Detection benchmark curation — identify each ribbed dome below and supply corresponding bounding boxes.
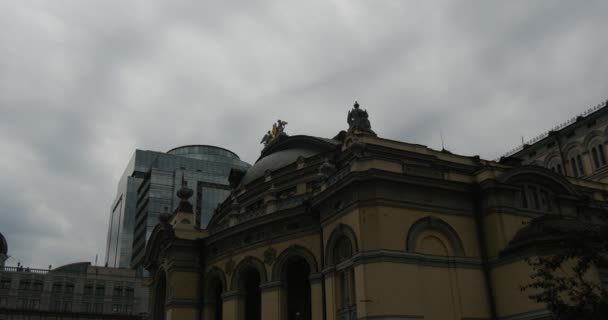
[0,232,7,255]
[240,135,340,186]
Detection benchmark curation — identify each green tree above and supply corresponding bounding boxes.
[521,216,608,319]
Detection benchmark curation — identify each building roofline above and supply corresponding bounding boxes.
[498,99,608,160]
[166,145,241,160]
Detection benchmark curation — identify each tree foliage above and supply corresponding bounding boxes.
[521,216,608,319]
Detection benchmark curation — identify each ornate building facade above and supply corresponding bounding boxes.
[143,103,607,320]
[503,99,608,182]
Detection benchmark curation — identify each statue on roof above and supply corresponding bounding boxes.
[261,120,289,148]
[273,119,288,137]
[347,101,375,135]
[260,130,272,146]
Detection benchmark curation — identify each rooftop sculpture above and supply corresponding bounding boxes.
[260,119,288,147]
[347,101,375,135]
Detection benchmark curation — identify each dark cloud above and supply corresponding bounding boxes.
[1,1,607,268]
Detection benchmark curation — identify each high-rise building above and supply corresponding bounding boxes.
[0,232,7,267]
[104,145,250,269]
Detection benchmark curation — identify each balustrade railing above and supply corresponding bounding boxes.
[0,266,50,274]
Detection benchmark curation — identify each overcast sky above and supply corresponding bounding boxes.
[1,1,607,269]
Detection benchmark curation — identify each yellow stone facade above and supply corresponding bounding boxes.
[143,111,608,320]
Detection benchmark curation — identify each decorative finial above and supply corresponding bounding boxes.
[175,174,193,213]
[176,174,193,201]
[347,101,376,135]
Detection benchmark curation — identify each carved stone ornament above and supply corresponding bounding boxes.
[264,247,277,265]
[318,158,337,178]
[349,141,366,158]
[225,259,235,275]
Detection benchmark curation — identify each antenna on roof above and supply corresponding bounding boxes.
[440,131,445,150]
[521,136,525,146]
[94,254,98,266]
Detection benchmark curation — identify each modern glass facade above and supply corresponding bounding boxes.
[104,146,250,269]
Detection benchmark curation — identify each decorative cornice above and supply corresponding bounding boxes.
[349,250,483,270]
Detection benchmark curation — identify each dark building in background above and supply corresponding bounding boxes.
[0,232,6,267]
[0,233,148,320]
[501,99,608,182]
[104,145,250,269]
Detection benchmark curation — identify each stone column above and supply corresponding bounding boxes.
[202,299,217,320]
[260,281,286,320]
[310,273,324,320]
[323,270,337,320]
[165,271,201,320]
[221,290,244,320]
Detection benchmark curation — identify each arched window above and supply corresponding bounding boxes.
[271,246,318,320]
[546,157,564,175]
[588,138,607,170]
[325,224,358,320]
[230,258,266,320]
[567,149,585,177]
[204,268,226,320]
[406,217,465,257]
[517,184,555,212]
[242,268,261,320]
[334,236,356,320]
[285,257,311,320]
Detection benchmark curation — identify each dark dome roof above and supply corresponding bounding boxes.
[0,232,7,255]
[240,135,339,186]
[501,215,604,256]
[50,262,90,273]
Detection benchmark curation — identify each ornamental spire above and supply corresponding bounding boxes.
[175,173,193,213]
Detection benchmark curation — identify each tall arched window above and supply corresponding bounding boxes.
[567,149,585,177]
[334,236,356,320]
[285,257,311,320]
[326,224,358,320]
[241,267,261,320]
[546,157,564,175]
[272,246,318,320]
[204,268,226,320]
[588,138,607,170]
[230,258,266,320]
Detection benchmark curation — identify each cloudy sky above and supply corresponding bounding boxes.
[1,1,607,268]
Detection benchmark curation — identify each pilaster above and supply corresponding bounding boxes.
[260,281,286,320]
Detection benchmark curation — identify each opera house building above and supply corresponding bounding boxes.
[143,102,608,320]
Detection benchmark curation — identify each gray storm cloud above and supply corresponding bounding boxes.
[0,0,607,268]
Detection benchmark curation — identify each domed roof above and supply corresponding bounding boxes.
[240,135,339,186]
[0,232,7,255]
[501,215,605,256]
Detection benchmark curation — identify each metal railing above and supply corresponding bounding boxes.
[496,100,608,161]
[0,266,50,274]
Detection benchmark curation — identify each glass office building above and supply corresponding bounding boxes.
[104,145,250,269]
